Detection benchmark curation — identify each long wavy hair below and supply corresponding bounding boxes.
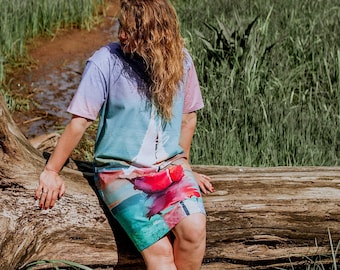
[119,0,185,121]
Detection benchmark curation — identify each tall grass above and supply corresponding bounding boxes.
[0,0,105,83]
[1,0,339,167]
[175,0,340,166]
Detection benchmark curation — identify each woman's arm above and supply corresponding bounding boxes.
[35,115,93,209]
[179,112,214,194]
[179,112,197,160]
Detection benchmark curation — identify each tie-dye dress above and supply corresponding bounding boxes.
[67,42,206,251]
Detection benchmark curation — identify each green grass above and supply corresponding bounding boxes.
[175,0,340,166]
[0,79,30,112]
[0,0,105,83]
[1,0,339,167]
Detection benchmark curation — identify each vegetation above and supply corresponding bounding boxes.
[1,0,339,167]
[0,0,105,84]
[276,229,339,270]
[175,0,339,166]
[24,259,93,270]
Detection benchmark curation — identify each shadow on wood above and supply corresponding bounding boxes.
[0,94,339,269]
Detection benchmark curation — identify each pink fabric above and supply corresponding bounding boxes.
[183,63,204,113]
[134,165,184,193]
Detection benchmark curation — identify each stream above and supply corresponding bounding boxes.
[12,9,120,139]
[28,58,85,136]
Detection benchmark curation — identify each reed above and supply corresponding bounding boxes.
[1,0,339,167]
[176,0,340,166]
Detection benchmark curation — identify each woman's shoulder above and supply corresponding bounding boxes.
[89,42,123,63]
[85,42,125,78]
[183,48,195,71]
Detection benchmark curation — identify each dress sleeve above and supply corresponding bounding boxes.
[183,61,204,113]
[67,60,107,120]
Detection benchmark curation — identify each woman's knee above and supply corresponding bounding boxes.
[141,236,174,265]
[174,213,206,246]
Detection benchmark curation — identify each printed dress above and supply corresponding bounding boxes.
[67,42,206,251]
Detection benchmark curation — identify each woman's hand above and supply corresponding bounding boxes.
[35,169,66,209]
[193,172,215,194]
[34,116,92,209]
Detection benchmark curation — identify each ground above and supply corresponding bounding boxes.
[9,0,120,139]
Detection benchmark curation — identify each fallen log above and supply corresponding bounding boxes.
[1,95,339,269]
[196,165,340,269]
[3,162,340,269]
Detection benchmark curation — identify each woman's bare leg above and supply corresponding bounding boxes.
[172,213,206,270]
[141,236,177,270]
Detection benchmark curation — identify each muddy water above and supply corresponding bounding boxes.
[14,17,120,139]
[29,59,85,135]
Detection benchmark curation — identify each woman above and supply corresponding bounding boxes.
[36,0,214,269]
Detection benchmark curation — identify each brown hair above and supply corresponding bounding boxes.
[119,0,185,121]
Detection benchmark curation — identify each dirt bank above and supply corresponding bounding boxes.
[9,0,120,139]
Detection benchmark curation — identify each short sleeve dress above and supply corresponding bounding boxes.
[67,42,206,252]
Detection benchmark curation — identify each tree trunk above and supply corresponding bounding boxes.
[0,95,119,269]
[0,94,339,269]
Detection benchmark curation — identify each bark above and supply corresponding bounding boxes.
[0,95,118,269]
[1,95,340,269]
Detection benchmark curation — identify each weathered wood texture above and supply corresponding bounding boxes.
[1,95,339,269]
[0,95,118,269]
[196,165,340,269]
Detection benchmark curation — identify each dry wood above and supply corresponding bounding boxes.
[196,165,340,269]
[1,95,339,269]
